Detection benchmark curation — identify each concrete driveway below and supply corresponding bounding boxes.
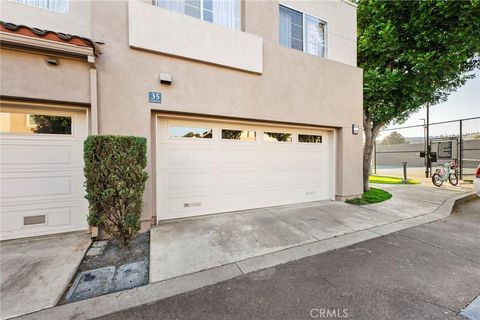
[105,198,480,320]
[150,184,465,283]
[0,232,90,319]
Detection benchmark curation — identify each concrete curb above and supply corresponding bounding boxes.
[12,192,477,320]
[432,191,477,218]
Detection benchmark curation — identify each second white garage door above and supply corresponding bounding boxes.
[156,117,335,221]
[1,105,88,240]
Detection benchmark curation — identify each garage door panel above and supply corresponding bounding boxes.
[1,142,84,170]
[261,186,328,206]
[215,191,259,212]
[1,171,84,203]
[164,191,259,219]
[218,148,257,164]
[167,194,211,216]
[298,149,327,162]
[0,107,88,240]
[259,169,293,186]
[293,185,330,202]
[2,175,71,198]
[258,149,295,163]
[156,118,334,221]
[259,188,299,207]
[2,206,74,229]
[167,171,215,190]
[1,200,88,240]
[2,144,71,165]
[219,170,257,188]
[294,168,324,185]
[163,146,216,167]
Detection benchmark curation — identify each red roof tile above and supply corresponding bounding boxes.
[0,21,102,56]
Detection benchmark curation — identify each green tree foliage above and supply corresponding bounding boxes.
[222,129,243,139]
[358,0,480,191]
[265,132,292,142]
[84,136,148,247]
[31,115,71,134]
[380,131,409,145]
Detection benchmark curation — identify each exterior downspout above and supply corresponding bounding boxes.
[88,54,99,237]
[88,55,98,135]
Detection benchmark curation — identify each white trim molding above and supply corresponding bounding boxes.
[0,31,94,57]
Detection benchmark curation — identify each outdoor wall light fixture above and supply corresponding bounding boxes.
[45,57,59,66]
[352,124,359,135]
[160,73,173,85]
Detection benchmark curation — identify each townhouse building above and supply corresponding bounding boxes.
[0,0,363,240]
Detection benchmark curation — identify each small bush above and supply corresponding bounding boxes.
[84,135,148,247]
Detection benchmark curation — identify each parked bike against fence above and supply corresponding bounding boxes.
[432,161,458,187]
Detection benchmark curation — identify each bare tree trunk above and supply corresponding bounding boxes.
[363,112,381,192]
[363,113,373,192]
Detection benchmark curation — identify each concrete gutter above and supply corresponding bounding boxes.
[12,192,477,320]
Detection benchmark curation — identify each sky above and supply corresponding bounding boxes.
[380,68,480,139]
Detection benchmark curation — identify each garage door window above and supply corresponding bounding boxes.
[298,134,322,143]
[221,129,256,141]
[263,132,292,142]
[0,112,72,135]
[169,126,213,139]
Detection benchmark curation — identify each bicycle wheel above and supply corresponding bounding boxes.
[449,173,458,186]
[432,173,443,187]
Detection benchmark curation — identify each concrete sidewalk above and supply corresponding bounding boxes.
[149,184,465,283]
[0,232,91,319]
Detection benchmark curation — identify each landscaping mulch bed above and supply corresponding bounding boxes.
[58,231,150,305]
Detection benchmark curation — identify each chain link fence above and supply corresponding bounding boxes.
[374,117,480,180]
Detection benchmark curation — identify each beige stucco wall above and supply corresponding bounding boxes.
[1,0,363,228]
[0,48,91,104]
[128,1,263,73]
[336,127,363,199]
[90,0,363,225]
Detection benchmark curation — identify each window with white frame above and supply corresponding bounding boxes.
[10,0,69,13]
[155,0,241,30]
[279,5,327,57]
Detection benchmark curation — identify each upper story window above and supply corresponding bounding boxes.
[10,0,69,13]
[155,0,241,30]
[279,5,327,58]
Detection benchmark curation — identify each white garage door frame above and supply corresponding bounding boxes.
[0,101,90,240]
[155,114,336,222]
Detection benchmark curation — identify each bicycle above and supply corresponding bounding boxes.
[432,161,458,187]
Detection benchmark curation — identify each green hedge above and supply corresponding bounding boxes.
[84,135,148,246]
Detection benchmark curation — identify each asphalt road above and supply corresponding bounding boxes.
[98,198,480,320]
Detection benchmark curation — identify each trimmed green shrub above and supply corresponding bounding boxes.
[84,135,148,247]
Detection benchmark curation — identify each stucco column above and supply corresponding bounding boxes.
[336,126,363,200]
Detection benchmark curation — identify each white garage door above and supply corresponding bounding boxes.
[0,106,88,240]
[156,117,335,221]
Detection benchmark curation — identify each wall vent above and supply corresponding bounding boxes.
[184,202,201,208]
[24,215,46,226]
